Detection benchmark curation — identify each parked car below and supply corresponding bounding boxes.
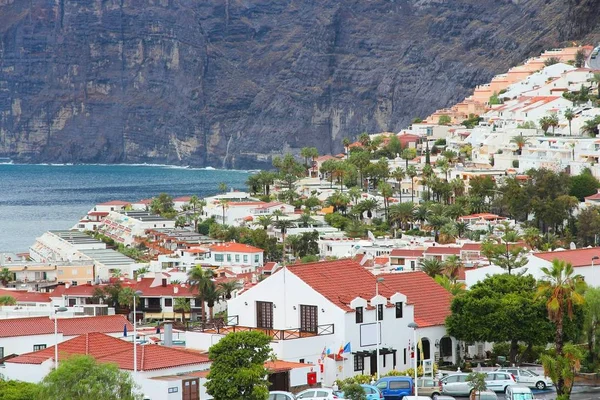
[375,376,414,400]
[416,377,441,398]
[440,372,516,396]
[496,368,553,390]
[296,388,342,399]
[505,385,534,400]
[471,390,498,400]
[269,391,296,400]
[358,384,384,400]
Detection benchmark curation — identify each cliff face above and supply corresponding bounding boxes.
[1,0,599,168]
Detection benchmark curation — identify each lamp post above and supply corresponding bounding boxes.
[593,256,599,266]
[53,307,68,369]
[133,290,143,375]
[375,277,384,380]
[408,322,419,397]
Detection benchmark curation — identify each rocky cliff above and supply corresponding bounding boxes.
[1,0,599,168]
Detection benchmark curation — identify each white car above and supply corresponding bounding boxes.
[269,391,296,400]
[296,388,342,399]
[496,368,553,390]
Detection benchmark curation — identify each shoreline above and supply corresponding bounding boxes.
[0,162,253,173]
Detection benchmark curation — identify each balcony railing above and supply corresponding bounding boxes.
[191,317,334,341]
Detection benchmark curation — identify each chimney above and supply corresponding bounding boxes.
[173,287,179,294]
[163,323,173,347]
[161,278,167,287]
[137,276,142,282]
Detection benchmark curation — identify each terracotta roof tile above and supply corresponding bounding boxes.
[535,248,600,267]
[423,246,461,255]
[0,288,50,303]
[380,272,452,327]
[390,249,424,258]
[0,315,133,338]
[7,332,210,371]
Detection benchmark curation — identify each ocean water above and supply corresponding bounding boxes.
[0,164,249,252]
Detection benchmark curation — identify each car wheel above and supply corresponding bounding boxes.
[504,386,510,394]
[431,393,440,399]
[536,381,547,390]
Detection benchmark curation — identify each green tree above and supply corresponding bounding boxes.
[385,135,402,157]
[401,148,417,169]
[348,149,371,190]
[570,168,600,201]
[466,372,487,400]
[0,295,17,305]
[188,266,215,322]
[255,215,273,230]
[419,258,444,277]
[575,49,586,68]
[510,135,529,155]
[219,281,241,300]
[388,202,415,231]
[378,182,394,220]
[0,379,39,400]
[343,383,367,400]
[541,343,583,400]
[576,206,600,246]
[150,193,175,218]
[406,166,418,203]
[582,116,600,137]
[584,287,600,366]
[274,219,296,263]
[438,115,452,125]
[205,331,272,400]
[489,92,503,105]
[544,56,561,66]
[564,108,575,136]
[435,274,466,296]
[174,297,190,323]
[0,267,13,286]
[484,222,529,274]
[273,154,305,190]
[37,355,141,400]
[537,260,586,358]
[300,147,319,172]
[356,199,379,220]
[447,274,553,363]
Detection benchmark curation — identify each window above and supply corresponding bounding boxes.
[299,305,318,333]
[355,306,363,323]
[376,382,388,390]
[0,347,3,359]
[403,348,407,364]
[235,254,240,262]
[296,391,315,399]
[389,381,410,389]
[215,254,224,262]
[33,344,47,351]
[354,355,364,371]
[164,298,173,307]
[227,254,231,262]
[377,304,383,321]
[395,302,403,318]
[256,301,274,329]
[243,255,248,263]
[315,392,328,398]
[254,254,260,263]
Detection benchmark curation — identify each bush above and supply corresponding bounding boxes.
[343,383,367,400]
[434,139,447,146]
[492,342,510,358]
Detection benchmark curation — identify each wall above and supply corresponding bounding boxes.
[138,378,182,400]
[0,333,61,356]
[3,359,53,383]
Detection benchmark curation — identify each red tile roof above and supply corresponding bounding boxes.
[380,272,452,327]
[265,360,312,373]
[535,248,600,267]
[423,246,461,255]
[390,249,425,258]
[458,213,503,221]
[209,242,263,253]
[0,315,133,338]
[98,200,130,206]
[263,262,278,272]
[7,332,210,371]
[173,196,192,202]
[0,288,50,303]
[585,191,600,201]
[461,243,482,252]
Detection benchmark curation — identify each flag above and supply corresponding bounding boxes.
[337,344,344,357]
[342,342,351,354]
[326,348,331,355]
[417,338,424,361]
[320,347,326,361]
[123,324,128,337]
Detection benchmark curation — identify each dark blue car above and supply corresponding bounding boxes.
[375,376,414,400]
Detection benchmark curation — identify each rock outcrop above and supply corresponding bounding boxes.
[1,0,599,168]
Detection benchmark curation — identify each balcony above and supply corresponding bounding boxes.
[192,315,335,340]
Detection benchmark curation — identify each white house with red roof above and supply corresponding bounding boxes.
[3,332,211,399]
[207,242,264,273]
[187,259,455,386]
[72,201,131,232]
[251,202,295,216]
[423,245,462,261]
[465,247,600,288]
[389,249,425,271]
[0,314,133,360]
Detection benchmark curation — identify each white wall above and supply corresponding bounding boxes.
[3,359,53,383]
[0,333,61,356]
[138,378,183,400]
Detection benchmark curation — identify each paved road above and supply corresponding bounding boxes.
[587,46,600,70]
[453,386,600,400]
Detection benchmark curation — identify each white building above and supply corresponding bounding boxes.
[207,242,264,273]
[98,211,175,246]
[72,200,131,232]
[187,259,456,386]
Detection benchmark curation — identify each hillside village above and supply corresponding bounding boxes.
[2,45,600,399]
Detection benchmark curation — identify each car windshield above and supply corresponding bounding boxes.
[513,395,534,400]
[526,370,539,376]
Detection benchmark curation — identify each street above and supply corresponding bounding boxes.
[453,386,600,400]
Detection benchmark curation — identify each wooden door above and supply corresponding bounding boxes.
[182,378,199,400]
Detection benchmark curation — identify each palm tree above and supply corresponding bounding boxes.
[255,215,273,230]
[271,209,285,222]
[435,275,466,296]
[564,108,575,136]
[218,281,241,300]
[443,255,462,281]
[537,260,586,395]
[174,297,190,323]
[203,281,222,320]
[175,215,187,228]
[0,295,16,306]
[455,221,469,238]
[219,199,229,225]
[537,260,586,356]
[342,137,351,158]
[378,182,394,221]
[413,204,430,227]
[436,157,450,181]
[548,113,559,136]
[510,135,529,155]
[347,187,362,205]
[187,266,215,322]
[357,198,379,220]
[218,182,228,193]
[391,167,405,193]
[300,147,319,173]
[274,219,296,263]
[388,202,415,231]
[326,191,350,215]
[117,287,139,320]
[406,166,418,202]
[0,268,13,286]
[297,212,316,228]
[419,258,444,278]
[442,150,458,165]
[522,227,541,250]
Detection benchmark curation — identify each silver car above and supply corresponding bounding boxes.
[496,368,553,390]
[440,372,517,396]
[269,391,296,400]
